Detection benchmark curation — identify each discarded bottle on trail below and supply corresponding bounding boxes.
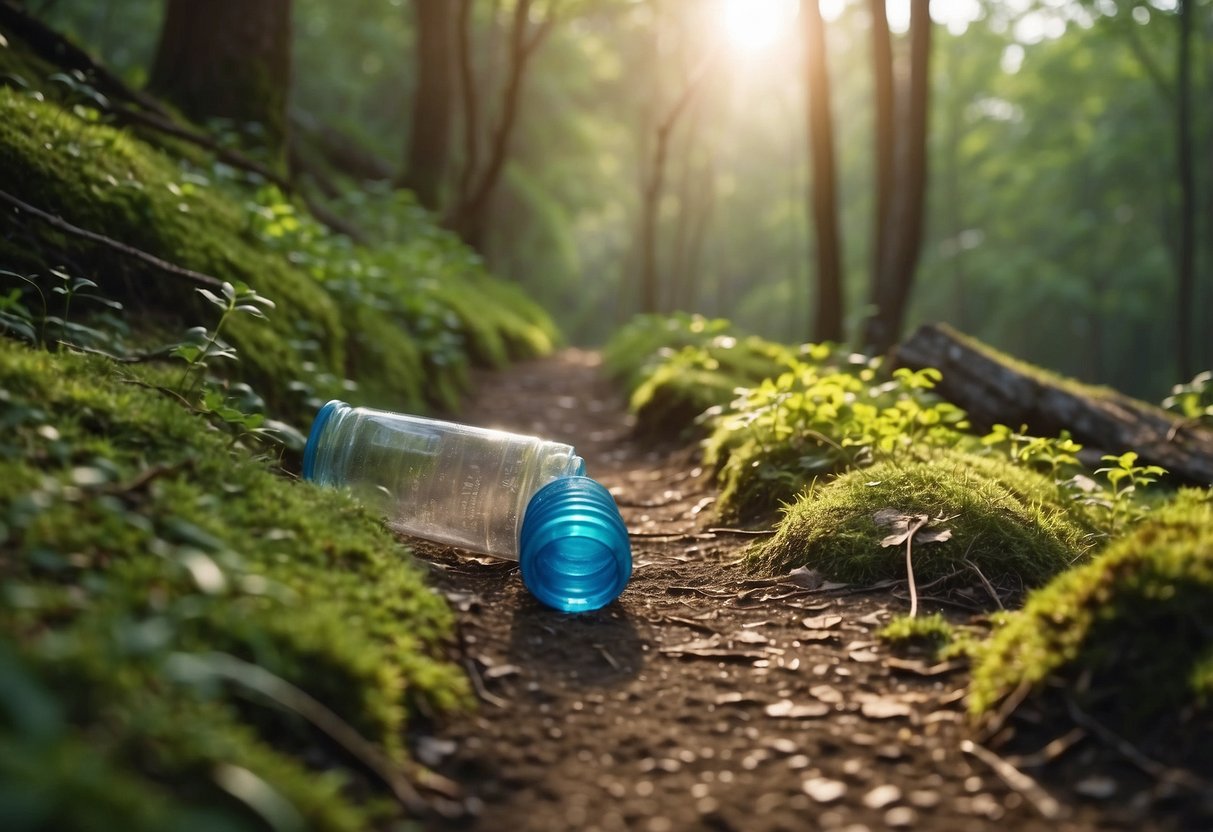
[302,401,631,612]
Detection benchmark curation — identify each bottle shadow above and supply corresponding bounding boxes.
[505,595,646,689]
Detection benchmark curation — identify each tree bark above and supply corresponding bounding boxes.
[447,0,552,250]
[400,0,455,209]
[804,0,845,343]
[864,0,931,354]
[148,0,292,158]
[867,0,895,324]
[638,55,712,315]
[893,324,1213,486]
[1176,0,1196,380]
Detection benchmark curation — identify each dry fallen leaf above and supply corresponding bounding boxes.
[873,508,954,548]
[802,614,843,630]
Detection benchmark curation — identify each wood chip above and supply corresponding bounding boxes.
[861,700,912,719]
[766,699,830,719]
[802,777,847,803]
[802,614,843,630]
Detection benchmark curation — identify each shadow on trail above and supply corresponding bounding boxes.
[506,599,646,689]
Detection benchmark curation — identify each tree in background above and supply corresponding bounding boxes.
[400,0,455,210]
[803,0,845,343]
[1176,0,1196,379]
[148,0,293,159]
[447,0,555,249]
[863,0,931,354]
[637,5,712,316]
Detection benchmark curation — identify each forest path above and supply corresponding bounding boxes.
[408,350,1127,832]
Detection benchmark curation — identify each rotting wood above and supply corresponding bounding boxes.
[892,323,1213,484]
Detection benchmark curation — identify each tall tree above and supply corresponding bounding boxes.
[148,0,292,158]
[867,0,895,318]
[400,0,456,210]
[1176,0,1195,379]
[804,0,845,343]
[447,0,554,249]
[863,0,932,353]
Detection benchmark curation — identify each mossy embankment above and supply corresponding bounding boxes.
[970,489,1213,727]
[0,340,466,830]
[0,20,556,422]
[0,20,563,829]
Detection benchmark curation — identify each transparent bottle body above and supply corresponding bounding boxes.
[307,403,585,558]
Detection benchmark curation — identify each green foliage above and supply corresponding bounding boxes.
[0,339,467,831]
[969,488,1213,728]
[749,451,1096,591]
[1163,370,1213,428]
[0,76,556,426]
[705,359,969,520]
[878,613,954,649]
[604,314,798,438]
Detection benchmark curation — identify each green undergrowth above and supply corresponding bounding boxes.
[749,451,1097,591]
[878,613,956,651]
[0,30,555,426]
[603,314,798,437]
[969,488,1213,727]
[0,339,467,830]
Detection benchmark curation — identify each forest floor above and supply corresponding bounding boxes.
[406,350,1192,832]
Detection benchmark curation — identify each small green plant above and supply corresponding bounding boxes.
[981,424,1083,479]
[173,280,275,397]
[1091,451,1167,537]
[1163,370,1213,429]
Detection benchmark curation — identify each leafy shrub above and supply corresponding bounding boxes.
[705,360,969,519]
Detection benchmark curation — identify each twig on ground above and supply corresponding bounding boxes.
[0,188,225,288]
[594,643,621,671]
[961,739,1066,820]
[977,679,1033,742]
[1007,727,1087,768]
[182,652,432,814]
[1064,697,1208,792]
[102,459,193,496]
[903,516,927,617]
[705,527,776,536]
[463,658,508,709]
[963,556,1004,610]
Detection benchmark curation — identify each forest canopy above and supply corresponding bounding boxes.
[32,0,1213,398]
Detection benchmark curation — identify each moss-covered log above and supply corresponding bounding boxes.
[893,323,1213,485]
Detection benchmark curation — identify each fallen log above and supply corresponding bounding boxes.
[892,323,1213,485]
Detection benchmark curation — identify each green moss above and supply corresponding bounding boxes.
[969,488,1213,725]
[879,613,954,648]
[0,340,467,830]
[604,315,798,438]
[750,451,1097,590]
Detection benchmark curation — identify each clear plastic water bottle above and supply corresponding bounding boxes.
[302,400,631,612]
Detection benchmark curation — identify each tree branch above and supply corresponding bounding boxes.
[0,188,225,288]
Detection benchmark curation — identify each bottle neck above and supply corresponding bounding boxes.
[303,400,355,483]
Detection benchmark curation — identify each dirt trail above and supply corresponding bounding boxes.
[406,351,1172,832]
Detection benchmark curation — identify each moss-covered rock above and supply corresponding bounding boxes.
[969,488,1213,727]
[0,339,467,830]
[750,451,1097,590]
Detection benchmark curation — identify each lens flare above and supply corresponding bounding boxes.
[717,0,798,53]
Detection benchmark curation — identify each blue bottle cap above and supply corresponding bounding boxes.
[302,399,346,481]
[519,476,632,612]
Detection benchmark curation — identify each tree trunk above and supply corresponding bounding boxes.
[867,0,895,323]
[148,0,292,158]
[893,324,1213,485]
[400,0,455,210]
[447,0,552,250]
[804,0,845,343]
[864,0,931,354]
[1176,0,1196,380]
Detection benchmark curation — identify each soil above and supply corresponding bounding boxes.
[406,350,1209,832]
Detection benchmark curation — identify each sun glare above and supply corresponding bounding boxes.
[717,0,798,53]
